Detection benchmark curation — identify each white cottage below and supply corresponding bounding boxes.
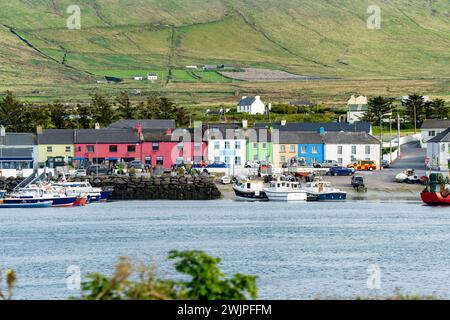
[322,131,381,169]
[147,73,158,81]
[347,95,368,124]
[237,96,266,115]
[420,119,450,149]
[426,128,450,171]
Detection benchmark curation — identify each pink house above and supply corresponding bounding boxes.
[74,126,206,168]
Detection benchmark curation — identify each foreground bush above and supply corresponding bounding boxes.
[80,250,258,300]
[0,268,16,300]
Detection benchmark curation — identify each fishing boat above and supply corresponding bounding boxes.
[0,200,53,209]
[421,173,450,205]
[5,183,78,207]
[53,181,102,202]
[303,179,347,201]
[233,180,268,201]
[264,178,307,202]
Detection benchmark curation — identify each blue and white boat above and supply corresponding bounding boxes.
[6,183,78,207]
[303,179,346,201]
[0,200,53,209]
[53,181,102,202]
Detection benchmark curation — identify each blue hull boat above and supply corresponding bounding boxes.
[3,197,78,207]
[100,190,113,200]
[0,201,53,208]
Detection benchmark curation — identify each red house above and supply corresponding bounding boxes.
[74,126,206,168]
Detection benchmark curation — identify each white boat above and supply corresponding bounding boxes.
[395,169,419,183]
[303,179,346,201]
[264,179,307,202]
[6,183,78,207]
[233,180,268,201]
[53,181,102,202]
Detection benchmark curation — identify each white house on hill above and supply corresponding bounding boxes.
[347,95,368,124]
[147,73,158,81]
[237,96,265,115]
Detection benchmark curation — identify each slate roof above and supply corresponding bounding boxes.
[254,121,371,133]
[279,132,323,144]
[108,119,176,131]
[421,119,450,130]
[74,129,139,144]
[0,148,34,159]
[238,96,257,107]
[37,129,74,144]
[322,132,380,144]
[428,128,450,143]
[1,133,36,146]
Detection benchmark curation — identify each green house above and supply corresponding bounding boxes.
[246,141,273,164]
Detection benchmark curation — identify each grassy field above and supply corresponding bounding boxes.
[0,0,449,104]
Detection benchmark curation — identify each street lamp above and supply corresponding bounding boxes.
[0,125,5,170]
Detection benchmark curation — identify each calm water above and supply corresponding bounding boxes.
[2,200,450,300]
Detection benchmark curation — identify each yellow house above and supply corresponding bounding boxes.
[273,137,298,168]
[37,129,75,166]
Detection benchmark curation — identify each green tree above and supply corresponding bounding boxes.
[76,104,93,128]
[48,102,69,129]
[139,93,161,119]
[363,96,394,125]
[403,94,425,131]
[430,99,449,119]
[116,91,137,119]
[91,92,115,127]
[0,91,25,131]
[80,250,257,300]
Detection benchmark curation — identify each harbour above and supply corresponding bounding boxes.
[2,200,450,300]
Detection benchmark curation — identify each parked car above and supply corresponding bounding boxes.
[87,165,113,176]
[347,160,377,171]
[351,175,365,188]
[327,166,354,176]
[220,176,232,184]
[74,169,87,178]
[381,160,390,168]
[128,160,144,170]
[244,160,260,168]
[314,160,339,168]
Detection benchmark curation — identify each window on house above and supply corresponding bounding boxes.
[225,156,230,164]
[156,156,164,165]
[280,145,286,153]
[128,145,136,153]
[290,145,295,153]
[262,143,267,149]
[351,145,357,154]
[87,145,94,153]
[338,146,343,155]
[429,131,436,137]
[225,141,230,149]
[338,158,343,164]
[280,156,286,163]
[441,144,446,152]
[194,142,201,150]
[65,146,71,153]
[152,143,159,151]
[253,143,258,149]
[235,141,241,150]
[145,156,152,165]
[109,145,118,152]
[351,155,356,161]
[365,146,371,155]
[214,141,220,150]
[253,154,258,161]
[214,156,220,163]
[47,146,53,153]
[299,145,306,154]
[312,146,318,154]
[235,157,241,165]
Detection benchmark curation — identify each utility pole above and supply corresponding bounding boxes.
[397,113,401,160]
[379,115,383,171]
[414,103,417,134]
[389,115,393,164]
[0,125,4,172]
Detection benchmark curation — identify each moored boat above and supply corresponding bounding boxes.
[6,183,78,207]
[233,180,268,201]
[303,179,347,201]
[0,200,53,209]
[264,179,307,202]
[421,173,450,206]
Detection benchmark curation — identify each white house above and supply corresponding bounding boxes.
[204,127,246,168]
[420,119,450,148]
[426,128,450,171]
[237,96,266,115]
[347,95,368,124]
[133,76,143,81]
[322,131,381,169]
[147,73,158,81]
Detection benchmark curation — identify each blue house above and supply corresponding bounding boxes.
[278,131,324,166]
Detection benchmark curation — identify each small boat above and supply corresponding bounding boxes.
[264,178,308,202]
[0,200,53,209]
[233,180,268,201]
[421,173,450,206]
[6,183,78,207]
[73,196,88,207]
[100,189,113,201]
[303,179,347,201]
[395,169,420,184]
[53,181,102,202]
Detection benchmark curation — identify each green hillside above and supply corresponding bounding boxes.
[0,0,449,102]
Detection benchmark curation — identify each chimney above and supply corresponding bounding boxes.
[281,120,287,126]
[319,127,325,135]
[135,122,143,141]
[95,122,100,130]
[36,125,43,134]
[242,119,248,129]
